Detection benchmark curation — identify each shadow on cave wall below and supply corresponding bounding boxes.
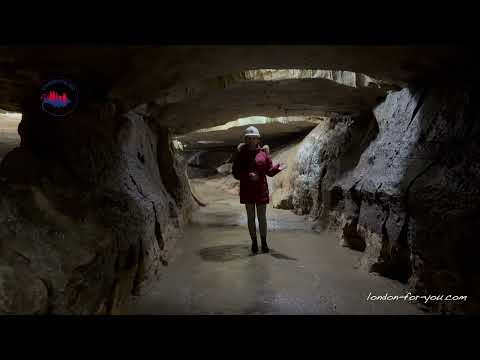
[400,85,480,313]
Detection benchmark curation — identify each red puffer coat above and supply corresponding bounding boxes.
[232,143,281,204]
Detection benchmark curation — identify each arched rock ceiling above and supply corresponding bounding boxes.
[0,46,473,116]
[147,75,388,134]
[175,116,325,150]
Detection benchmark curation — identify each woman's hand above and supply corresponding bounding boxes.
[278,163,288,171]
[249,172,259,181]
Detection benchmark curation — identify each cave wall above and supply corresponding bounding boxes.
[0,99,192,314]
[270,114,378,216]
[0,46,476,315]
[183,150,232,179]
[333,87,480,314]
[269,141,301,210]
[273,87,480,313]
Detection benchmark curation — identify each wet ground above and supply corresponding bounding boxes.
[123,178,424,315]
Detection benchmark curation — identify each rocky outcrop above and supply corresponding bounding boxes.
[176,116,322,151]
[216,163,232,176]
[268,141,301,210]
[242,69,388,89]
[106,46,472,108]
[269,114,378,216]
[0,113,21,162]
[277,88,480,313]
[372,87,480,314]
[0,45,477,314]
[183,150,232,178]
[0,46,455,113]
[0,99,192,314]
[152,75,388,134]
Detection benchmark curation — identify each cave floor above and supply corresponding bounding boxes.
[123,177,424,315]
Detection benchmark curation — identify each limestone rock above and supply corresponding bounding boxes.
[279,87,480,313]
[184,150,232,178]
[0,101,192,314]
[269,141,300,209]
[176,116,322,151]
[0,45,478,315]
[155,76,388,134]
[0,112,20,160]
[217,163,232,175]
[0,263,48,314]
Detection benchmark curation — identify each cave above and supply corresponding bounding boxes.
[0,46,478,315]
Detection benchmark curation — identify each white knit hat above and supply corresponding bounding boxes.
[244,126,261,137]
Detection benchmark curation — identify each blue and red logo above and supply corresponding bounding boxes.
[40,79,78,116]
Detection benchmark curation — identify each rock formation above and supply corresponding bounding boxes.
[269,87,480,314]
[0,99,192,314]
[0,46,477,314]
[176,116,322,151]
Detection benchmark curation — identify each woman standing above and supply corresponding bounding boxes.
[232,126,287,254]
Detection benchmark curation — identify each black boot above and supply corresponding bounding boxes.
[251,235,259,254]
[261,236,269,253]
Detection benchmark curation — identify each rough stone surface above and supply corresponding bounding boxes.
[275,87,480,313]
[186,151,231,169]
[268,141,301,210]
[0,100,192,314]
[0,46,478,314]
[0,261,48,314]
[269,114,378,217]
[217,163,232,176]
[109,46,474,108]
[1,47,472,114]
[176,116,322,151]
[242,69,384,89]
[0,113,21,162]
[154,76,388,134]
[183,150,232,179]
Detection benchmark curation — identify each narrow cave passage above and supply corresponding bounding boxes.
[0,48,478,315]
[122,114,421,315]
